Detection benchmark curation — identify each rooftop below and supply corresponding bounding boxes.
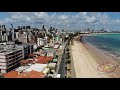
[36,56,53,64]
[16,70,46,78]
[28,53,34,57]
[20,59,34,64]
[3,70,46,78]
[53,59,58,62]
[15,66,30,72]
[48,63,56,67]
[3,71,19,78]
[20,60,30,64]
[43,48,56,53]
[23,63,47,72]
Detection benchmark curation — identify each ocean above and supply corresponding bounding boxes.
[82,33,120,57]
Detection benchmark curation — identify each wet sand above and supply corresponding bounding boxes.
[71,35,120,78]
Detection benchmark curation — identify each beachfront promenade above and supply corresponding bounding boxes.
[71,36,120,78]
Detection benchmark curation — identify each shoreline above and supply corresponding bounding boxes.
[82,36,120,61]
[91,33,120,34]
[81,34,120,60]
[81,33,120,35]
[79,33,120,37]
[71,35,120,78]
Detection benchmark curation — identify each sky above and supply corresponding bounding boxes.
[0,12,120,31]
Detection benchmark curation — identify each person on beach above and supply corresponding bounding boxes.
[80,36,83,42]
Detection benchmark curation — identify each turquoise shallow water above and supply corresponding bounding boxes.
[82,33,120,57]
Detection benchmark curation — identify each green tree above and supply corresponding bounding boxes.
[66,52,70,56]
[67,60,71,64]
[66,59,71,64]
[55,55,58,59]
[67,48,69,51]
[65,66,67,70]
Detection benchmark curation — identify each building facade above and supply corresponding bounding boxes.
[16,44,28,59]
[37,38,47,47]
[26,43,34,55]
[18,32,28,43]
[0,48,23,73]
[16,43,34,59]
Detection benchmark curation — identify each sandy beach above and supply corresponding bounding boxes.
[71,35,120,78]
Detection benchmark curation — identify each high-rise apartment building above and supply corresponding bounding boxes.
[0,48,23,73]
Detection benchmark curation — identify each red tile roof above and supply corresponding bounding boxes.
[3,71,19,78]
[28,59,34,63]
[4,70,46,78]
[20,60,30,64]
[16,72,28,78]
[36,56,53,64]
[27,70,45,78]
[28,53,34,57]
[20,59,35,64]
[16,70,45,78]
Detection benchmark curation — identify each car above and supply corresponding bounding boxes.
[56,74,61,78]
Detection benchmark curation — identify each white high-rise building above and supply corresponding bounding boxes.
[18,33,28,43]
[37,38,47,47]
[4,34,8,41]
[15,32,19,39]
[1,34,8,41]
[0,30,2,35]
[12,29,15,41]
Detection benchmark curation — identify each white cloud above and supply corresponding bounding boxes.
[1,12,120,31]
[80,12,87,16]
[98,13,110,23]
[34,12,48,19]
[85,16,96,23]
[4,18,14,23]
[58,15,68,20]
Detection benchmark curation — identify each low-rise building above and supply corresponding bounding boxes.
[42,68,49,74]
[3,70,46,78]
[52,58,58,63]
[17,70,46,78]
[23,63,47,72]
[47,52,54,57]
[3,71,18,78]
[15,66,30,73]
[47,63,56,70]
[36,56,53,64]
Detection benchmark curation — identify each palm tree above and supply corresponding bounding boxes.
[67,60,71,64]
[65,59,71,64]
[65,66,67,70]
[66,52,70,56]
[66,48,69,51]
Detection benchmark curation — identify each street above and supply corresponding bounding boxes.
[58,43,67,78]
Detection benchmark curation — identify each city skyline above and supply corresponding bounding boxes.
[0,12,120,31]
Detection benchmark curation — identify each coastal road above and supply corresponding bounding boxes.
[58,44,67,78]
